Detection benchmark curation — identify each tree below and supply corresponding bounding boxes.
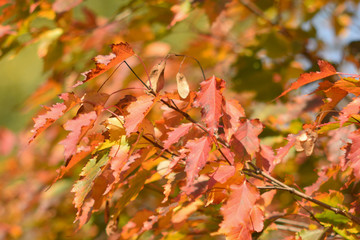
[1,0,360,239]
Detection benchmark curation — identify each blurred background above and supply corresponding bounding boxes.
[1,0,360,239]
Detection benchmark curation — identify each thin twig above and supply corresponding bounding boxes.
[246,162,360,225]
[124,61,154,93]
[173,54,206,80]
[142,134,176,156]
[97,63,124,92]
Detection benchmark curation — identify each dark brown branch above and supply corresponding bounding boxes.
[245,162,360,225]
[141,133,177,157]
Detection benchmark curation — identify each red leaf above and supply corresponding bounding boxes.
[339,97,360,126]
[29,92,80,143]
[60,111,98,161]
[211,165,236,184]
[256,144,275,172]
[304,166,337,195]
[275,134,297,163]
[194,75,225,133]
[163,123,193,149]
[74,43,135,87]
[233,119,263,155]
[219,180,262,237]
[124,95,158,136]
[222,99,246,142]
[183,136,212,193]
[345,130,360,180]
[277,60,337,99]
[103,143,130,195]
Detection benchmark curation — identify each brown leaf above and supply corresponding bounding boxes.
[294,128,318,156]
[176,72,190,99]
[148,60,166,93]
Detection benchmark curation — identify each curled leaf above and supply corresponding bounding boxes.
[74,43,135,87]
[294,129,318,156]
[148,60,166,93]
[176,72,190,99]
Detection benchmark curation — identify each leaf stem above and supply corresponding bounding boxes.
[173,54,206,80]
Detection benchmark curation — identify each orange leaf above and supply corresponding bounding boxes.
[219,180,262,238]
[60,111,98,161]
[163,123,193,149]
[124,95,158,136]
[74,42,135,87]
[233,119,263,155]
[183,136,212,194]
[277,60,337,99]
[29,92,80,143]
[345,130,360,180]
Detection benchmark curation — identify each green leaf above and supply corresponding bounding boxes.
[315,210,349,225]
[71,154,109,209]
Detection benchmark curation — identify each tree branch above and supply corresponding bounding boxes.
[244,162,360,225]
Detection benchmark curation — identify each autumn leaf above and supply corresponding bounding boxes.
[194,75,225,134]
[183,136,212,194]
[339,98,360,126]
[316,85,348,124]
[75,198,95,231]
[211,165,236,184]
[148,60,166,93]
[256,144,275,172]
[120,209,154,239]
[334,79,360,96]
[222,99,246,142]
[74,42,135,87]
[219,180,262,238]
[233,119,263,155]
[176,72,190,99]
[60,110,98,161]
[294,128,318,156]
[71,154,109,210]
[277,60,337,99]
[275,134,297,163]
[29,92,80,143]
[345,130,360,180]
[103,140,130,195]
[124,95,158,136]
[171,199,203,224]
[113,169,151,218]
[163,123,193,149]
